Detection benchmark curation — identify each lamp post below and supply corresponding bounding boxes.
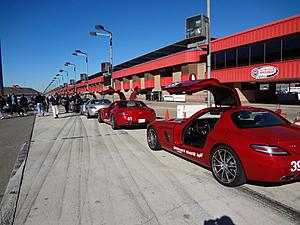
[56,74,65,93]
[73,50,89,91]
[206,0,211,107]
[59,69,69,94]
[65,62,76,93]
[90,24,113,89]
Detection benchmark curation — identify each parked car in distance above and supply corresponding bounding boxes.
[98,100,156,129]
[147,79,300,187]
[84,99,111,118]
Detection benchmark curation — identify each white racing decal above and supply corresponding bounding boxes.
[173,146,203,158]
[291,161,300,172]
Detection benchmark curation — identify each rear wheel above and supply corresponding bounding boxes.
[211,145,246,187]
[111,115,118,130]
[147,127,161,150]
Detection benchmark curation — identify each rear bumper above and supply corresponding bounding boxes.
[116,115,156,127]
[244,153,300,182]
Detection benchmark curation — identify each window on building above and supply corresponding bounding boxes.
[250,42,264,65]
[211,53,216,70]
[226,49,237,68]
[265,39,281,62]
[283,33,300,60]
[216,52,225,69]
[237,46,249,66]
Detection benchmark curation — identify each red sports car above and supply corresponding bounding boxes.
[147,79,300,186]
[98,100,156,129]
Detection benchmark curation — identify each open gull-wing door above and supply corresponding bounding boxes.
[100,87,126,100]
[163,78,241,106]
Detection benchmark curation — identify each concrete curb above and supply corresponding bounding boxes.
[0,142,30,225]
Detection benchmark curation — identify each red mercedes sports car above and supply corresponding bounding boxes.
[147,79,300,186]
[98,100,156,129]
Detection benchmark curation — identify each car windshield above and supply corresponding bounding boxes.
[91,99,111,105]
[118,101,146,108]
[231,110,287,128]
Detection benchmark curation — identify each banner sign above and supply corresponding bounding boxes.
[251,66,279,79]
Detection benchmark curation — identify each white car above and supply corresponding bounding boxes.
[84,99,111,118]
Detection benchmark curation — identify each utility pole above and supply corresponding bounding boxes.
[0,42,4,95]
[206,0,212,107]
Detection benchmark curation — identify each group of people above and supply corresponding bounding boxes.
[0,91,90,120]
[0,93,30,119]
[48,92,82,118]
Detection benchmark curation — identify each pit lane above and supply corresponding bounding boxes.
[11,109,299,225]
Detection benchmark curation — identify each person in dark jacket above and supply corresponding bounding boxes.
[35,93,44,117]
[0,94,6,120]
[61,95,70,113]
[19,94,28,116]
[74,93,81,113]
[7,93,20,117]
[50,93,60,118]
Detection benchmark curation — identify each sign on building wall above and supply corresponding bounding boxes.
[251,66,279,79]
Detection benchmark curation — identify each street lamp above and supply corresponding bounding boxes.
[56,74,65,93]
[59,69,69,94]
[73,49,89,90]
[64,62,76,93]
[90,24,113,89]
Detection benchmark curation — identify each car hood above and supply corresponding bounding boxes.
[241,125,300,154]
[163,78,241,107]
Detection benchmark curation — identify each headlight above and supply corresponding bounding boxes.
[90,106,97,109]
[250,145,290,156]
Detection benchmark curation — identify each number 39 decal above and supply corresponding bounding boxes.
[291,161,300,172]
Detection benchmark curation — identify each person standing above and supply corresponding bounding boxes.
[7,93,20,117]
[62,95,70,113]
[50,93,60,118]
[74,93,81,113]
[0,94,6,120]
[35,92,44,117]
[19,94,28,116]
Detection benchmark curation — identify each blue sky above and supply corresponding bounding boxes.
[0,0,299,91]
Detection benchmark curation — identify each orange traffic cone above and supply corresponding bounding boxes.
[165,109,170,120]
[275,104,282,115]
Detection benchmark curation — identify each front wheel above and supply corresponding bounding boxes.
[211,145,246,187]
[147,127,161,150]
[111,115,118,130]
[98,113,103,123]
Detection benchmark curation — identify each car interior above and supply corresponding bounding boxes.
[182,110,223,148]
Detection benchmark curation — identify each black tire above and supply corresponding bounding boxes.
[87,112,91,119]
[147,127,161,150]
[98,114,103,123]
[111,115,118,130]
[210,145,246,187]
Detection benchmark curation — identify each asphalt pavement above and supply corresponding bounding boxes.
[0,113,35,203]
[12,107,300,225]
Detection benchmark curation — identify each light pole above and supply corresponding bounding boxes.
[56,74,64,93]
[90,24,113,90]
[59,69,69,94]
[73,50,89,91]
[65,62,76,93]
[206,0,211,107]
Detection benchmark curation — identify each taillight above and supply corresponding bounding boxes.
[250,145,290,156]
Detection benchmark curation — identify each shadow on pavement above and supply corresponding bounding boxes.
[204,215,235,225]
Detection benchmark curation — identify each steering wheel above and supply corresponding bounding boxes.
[195,121,211,136]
